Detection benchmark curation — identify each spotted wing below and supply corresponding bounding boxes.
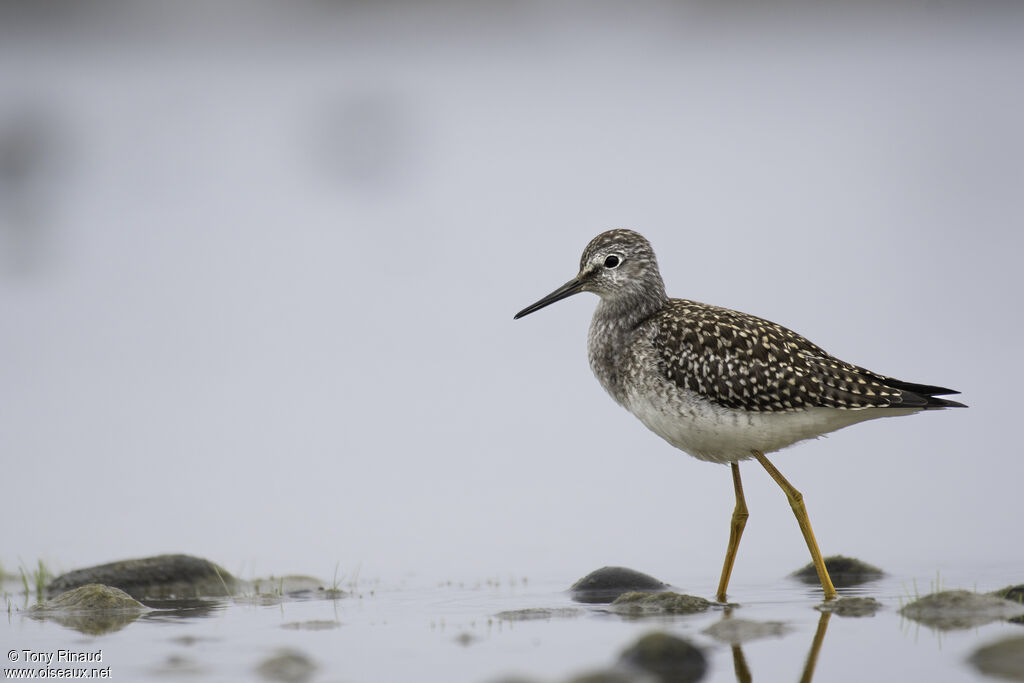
[652,300,955,412]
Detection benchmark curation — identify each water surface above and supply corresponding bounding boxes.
[4,566,1021,681]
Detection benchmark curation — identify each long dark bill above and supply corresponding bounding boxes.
[513,277,585,319]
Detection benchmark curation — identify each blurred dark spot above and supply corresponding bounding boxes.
[308,90,418,192]
[0,103,69,276]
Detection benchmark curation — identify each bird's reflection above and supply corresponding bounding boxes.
[799,611,831,683]
[723,609,832,683]
[730,642,752,683]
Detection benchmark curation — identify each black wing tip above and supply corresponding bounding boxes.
[886,380,960,397]
[896,389,967,409]
[870,375,966,408]
[922,396,968,409]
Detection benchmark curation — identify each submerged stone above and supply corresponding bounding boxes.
[609,591,712,616]
[454,632,477,647]
[280,619,341,631]
[969,636,1024,681]
[815,596,882,617]
[152,654,205,678]
[702,617,789,644]
[495,607,584,621]
[28,584,146,635]
[618,632,707,683]
[571,567,670,604]
[899,590,1024,631]
[790,556,884,586]
[242,575,344,602]
[47,554,236,600]
[256,649,317,683]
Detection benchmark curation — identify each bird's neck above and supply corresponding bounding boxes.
[592,283,668,332]
[587,286,668,406]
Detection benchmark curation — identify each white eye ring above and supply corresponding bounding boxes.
[603,254,623,269]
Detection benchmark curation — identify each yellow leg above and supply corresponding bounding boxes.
[716,462,749,602]
[750,450,838,600]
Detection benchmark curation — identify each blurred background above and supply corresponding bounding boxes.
[1,1,1022,589]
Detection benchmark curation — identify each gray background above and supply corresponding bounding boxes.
[2,1,1021,588]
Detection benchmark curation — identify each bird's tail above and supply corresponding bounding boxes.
[882,377,967,409]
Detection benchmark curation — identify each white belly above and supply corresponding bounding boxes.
[624,386,918,464]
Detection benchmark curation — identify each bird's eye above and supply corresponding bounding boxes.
[604,255,622,269]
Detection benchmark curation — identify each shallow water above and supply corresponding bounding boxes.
[4,565,1022,682]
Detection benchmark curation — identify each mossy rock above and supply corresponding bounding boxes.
[790,555,884,586]
[570,566,670,604]
[47,554,236,600]
[815,596,882,617]
[31,583,145,611]
[609,591,712,616]
[991,585,1024,624]
[900,590,1024,631]
[991,585,1024,604]
[28,584,146,635]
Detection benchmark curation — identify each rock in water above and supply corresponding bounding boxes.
[991,585,1024,604]
[790,556,884,586]
[900,590,1024,631]
[28,584,146,635]
[815,596,882,617]
[571,567,670,604]
[609,592,712,616]
[47,554,236,600]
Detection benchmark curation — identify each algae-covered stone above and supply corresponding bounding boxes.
[571,567,669,604]
[899,590,1024,631]
[790,556,884,586]
[702,617,789,644]
[47,554,236,600]
[814,596,882,617]
[992,585,1024,604]
[609,591,712,616]
[28,584,146,635]
[32,583,145,611]
[968,636,1024,681]
[256,648,317,683]
[618,631,707,683]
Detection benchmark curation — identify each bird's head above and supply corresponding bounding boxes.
[514,229,666,320]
